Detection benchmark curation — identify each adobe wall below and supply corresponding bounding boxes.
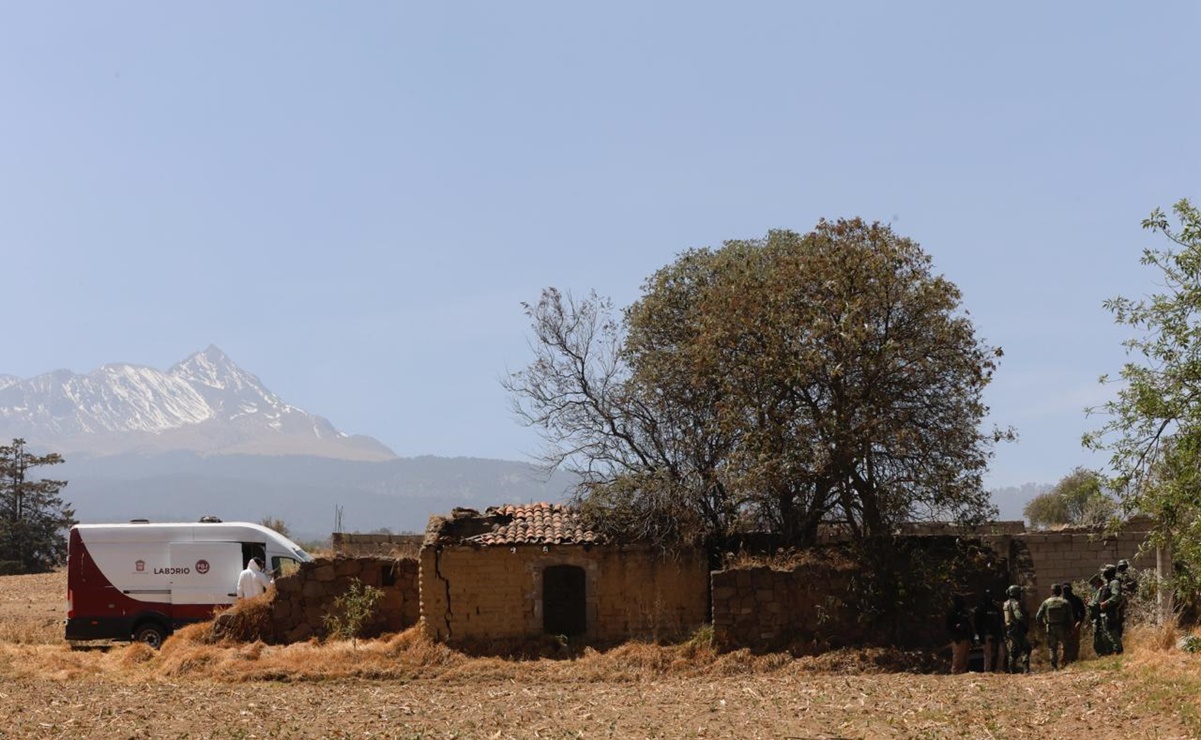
[712,565,861,651]
[710,523,1160,652]
[419,544,708,643]
[332,533,424,557]
[271,555,419,643]
[711,538,1012,652]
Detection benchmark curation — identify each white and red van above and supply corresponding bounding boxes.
[65,520,313,647]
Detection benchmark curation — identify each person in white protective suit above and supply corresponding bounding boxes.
[236,557,272,599]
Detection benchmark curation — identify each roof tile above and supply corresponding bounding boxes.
[461,502,601,546]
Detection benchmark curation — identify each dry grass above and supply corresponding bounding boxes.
[0,571,64,645]
[5,571,1201,738]
[721,545,857,571]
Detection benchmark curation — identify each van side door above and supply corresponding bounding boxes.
[167,543,243,606]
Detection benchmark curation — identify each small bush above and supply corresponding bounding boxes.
[323,578,383,648]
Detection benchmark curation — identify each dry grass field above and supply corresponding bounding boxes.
[2,571,1200,739]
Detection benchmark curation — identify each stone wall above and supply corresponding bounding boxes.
[420,544,709,643]
[272,555,419,642]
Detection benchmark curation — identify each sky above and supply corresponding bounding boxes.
[1,3,1198,493]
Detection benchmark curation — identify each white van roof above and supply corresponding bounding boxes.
[74,521,312,560]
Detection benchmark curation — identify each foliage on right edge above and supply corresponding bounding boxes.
[1085,198,1201,590]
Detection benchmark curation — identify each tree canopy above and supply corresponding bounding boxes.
[507,218,1007,546]
[1022,467,1117,530]
[0,439,74,574]
[1086,198,1201,586]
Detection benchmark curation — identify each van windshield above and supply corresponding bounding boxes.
[292,545,314,562]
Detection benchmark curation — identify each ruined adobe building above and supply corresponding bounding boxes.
[418,504,709,642]
[296,509,1158,651]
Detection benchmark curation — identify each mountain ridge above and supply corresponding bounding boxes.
[2,347,576,538]
[0,345,395,461]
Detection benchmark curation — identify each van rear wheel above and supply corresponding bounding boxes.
[133,623,167,649]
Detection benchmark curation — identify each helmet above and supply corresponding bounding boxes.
[1103,564,1117,579]
[1006,585,1021,598]
[1118,559,1130,570]
[1062,582,1074,593]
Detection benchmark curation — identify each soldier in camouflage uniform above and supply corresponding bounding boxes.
[1035,583,1072,670]
[1003,584,1031,673]
[1088,572,1113,656]
[1099,563,1125,654]
[1117,559,1137,596]
[1116,559,1137,637]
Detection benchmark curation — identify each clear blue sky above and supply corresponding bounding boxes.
[1,3,1197,491]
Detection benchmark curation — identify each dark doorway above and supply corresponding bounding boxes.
[543,565,586,636]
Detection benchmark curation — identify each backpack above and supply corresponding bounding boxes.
[1005,599,1027,636]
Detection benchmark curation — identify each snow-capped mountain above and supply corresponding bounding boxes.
[0,346,395,461]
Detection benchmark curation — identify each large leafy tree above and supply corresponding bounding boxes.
[1022,467,1117,529]
[1085,199,1201,586]
[0,439,74,573]
[507,218,1007,546]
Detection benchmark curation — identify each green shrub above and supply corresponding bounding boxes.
[322,578,383,648]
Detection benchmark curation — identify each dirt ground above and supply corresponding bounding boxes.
[1,571,1197,739]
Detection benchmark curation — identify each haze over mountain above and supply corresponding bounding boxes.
[989,483,1049,522]
[0,347,576,539]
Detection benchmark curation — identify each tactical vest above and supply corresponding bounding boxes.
[1044,597,1070,626]
[1004,599,1027,634]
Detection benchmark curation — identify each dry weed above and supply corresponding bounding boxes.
[0,617,60,645]
[119,642,157,666]
[722,546,857,571]
[0,570,63,646]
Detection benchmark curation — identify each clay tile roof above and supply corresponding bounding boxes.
[464,502,602,547]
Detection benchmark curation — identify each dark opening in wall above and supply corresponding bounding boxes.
[543,564,586,636]
[381,564,397,587]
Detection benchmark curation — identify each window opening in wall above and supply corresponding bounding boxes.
[381,564,397,587]
[543,564,586,636]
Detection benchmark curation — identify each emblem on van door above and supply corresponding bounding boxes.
[136,560,145,572]
[196,559,210,574]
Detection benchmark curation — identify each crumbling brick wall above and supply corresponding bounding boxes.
[712,538,1011,652]
[420,544,708,643]
[271,555,419,643]
[711,565,862,652]
[331,533,424,557]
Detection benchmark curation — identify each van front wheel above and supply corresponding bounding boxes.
[133,623,167,649]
